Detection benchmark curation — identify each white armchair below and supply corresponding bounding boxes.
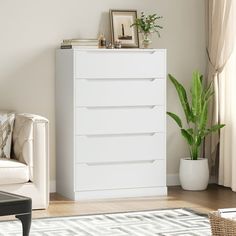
[0,113,49,209]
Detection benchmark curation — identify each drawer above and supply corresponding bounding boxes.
[75,106,165,135]
[75,133,165,163]
[75,160,166,191]
[75,79,165,107]
[74,50,166,79]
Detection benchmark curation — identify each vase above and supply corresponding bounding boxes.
[179,158,209,191]
[141,33,152,48]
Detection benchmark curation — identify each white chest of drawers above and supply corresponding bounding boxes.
[56,48,167,200]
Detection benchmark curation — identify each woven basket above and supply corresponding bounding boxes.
[209,211,236,236]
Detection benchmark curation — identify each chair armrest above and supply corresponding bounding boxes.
[12,113,49,184]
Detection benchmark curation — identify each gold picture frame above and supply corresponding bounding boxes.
[110,9,139,48]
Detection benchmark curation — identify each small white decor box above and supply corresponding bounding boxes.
[218,208,236,220]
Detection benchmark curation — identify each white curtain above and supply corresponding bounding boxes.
[218,46,236,190]
[206,0,236,190]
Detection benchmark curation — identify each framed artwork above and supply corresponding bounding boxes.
[110,10,139,48]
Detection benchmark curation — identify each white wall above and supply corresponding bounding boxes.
[0,0,206,191]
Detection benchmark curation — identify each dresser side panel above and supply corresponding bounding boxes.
[55,50,75,199]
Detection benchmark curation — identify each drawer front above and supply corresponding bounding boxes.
[75,133,165,163]
[75,106,165,135]
[75,79,165,107]
[74,50,166,79]
[75,160,166,191]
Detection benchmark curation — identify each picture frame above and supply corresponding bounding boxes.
[110,10,139,48]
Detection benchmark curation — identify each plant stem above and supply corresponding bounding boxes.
[191,143,199,160]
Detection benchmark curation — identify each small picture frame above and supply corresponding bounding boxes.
[110,10,139,48]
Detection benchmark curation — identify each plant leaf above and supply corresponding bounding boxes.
[203,81,214,102]
[207,124,225,134]
[200,75,203,84]
[168,74,193,123]
[191,71,202,119]
[187,128,193,134]
[166,112,182,128]
[196,136,202,147]
[181,129,193,145]
[199,101,208,131]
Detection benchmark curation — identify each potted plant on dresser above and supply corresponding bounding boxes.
[167,71,225,190]
[130,12,163,48]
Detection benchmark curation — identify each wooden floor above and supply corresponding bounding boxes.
[1,184,236,221]
[30,184,236,219]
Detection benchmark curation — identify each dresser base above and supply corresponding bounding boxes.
[73,187,167,201]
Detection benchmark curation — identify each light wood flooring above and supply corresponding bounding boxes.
[31,184,236,219]
[1,184,236,221]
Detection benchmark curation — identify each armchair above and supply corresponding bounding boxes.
[0,113,49,209]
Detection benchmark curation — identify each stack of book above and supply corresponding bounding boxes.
[61,39,98,49]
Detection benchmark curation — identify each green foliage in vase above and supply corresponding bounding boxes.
[131,12,163,37]
[167,72,225,160]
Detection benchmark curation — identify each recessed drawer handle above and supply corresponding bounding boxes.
[85,160,156,166]
[80,133,157,138]
[77,78,159,81]
[84,105,157,110]
[85,49,157,54]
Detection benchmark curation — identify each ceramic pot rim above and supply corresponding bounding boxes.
[181,157,208,161]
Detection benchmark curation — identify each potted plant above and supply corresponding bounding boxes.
[131,12,163,48]
[167,71,225,190]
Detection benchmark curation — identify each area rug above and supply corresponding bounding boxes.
[0,208,211,236]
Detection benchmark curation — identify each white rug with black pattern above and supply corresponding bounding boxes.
[0,208,211,236]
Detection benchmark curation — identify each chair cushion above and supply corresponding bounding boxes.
[12,113,49,182]
[0,158,29,185]
[13,114,34,181]
[0,111,15,159]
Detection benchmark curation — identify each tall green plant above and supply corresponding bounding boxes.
[167,71,225,160]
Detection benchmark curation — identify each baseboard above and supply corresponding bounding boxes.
[52,175,181,193]
[50,180,56,193]
[167,173,217,187]
[167,174,180,186]
[52,174,216,193]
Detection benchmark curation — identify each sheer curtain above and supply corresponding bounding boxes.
[206,0,236,190]
[218,46,236,190]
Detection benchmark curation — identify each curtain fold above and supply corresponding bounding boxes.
[206,0,236,190]
[218,47,236,190]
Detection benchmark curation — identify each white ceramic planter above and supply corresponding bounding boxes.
[179,158,209,191]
